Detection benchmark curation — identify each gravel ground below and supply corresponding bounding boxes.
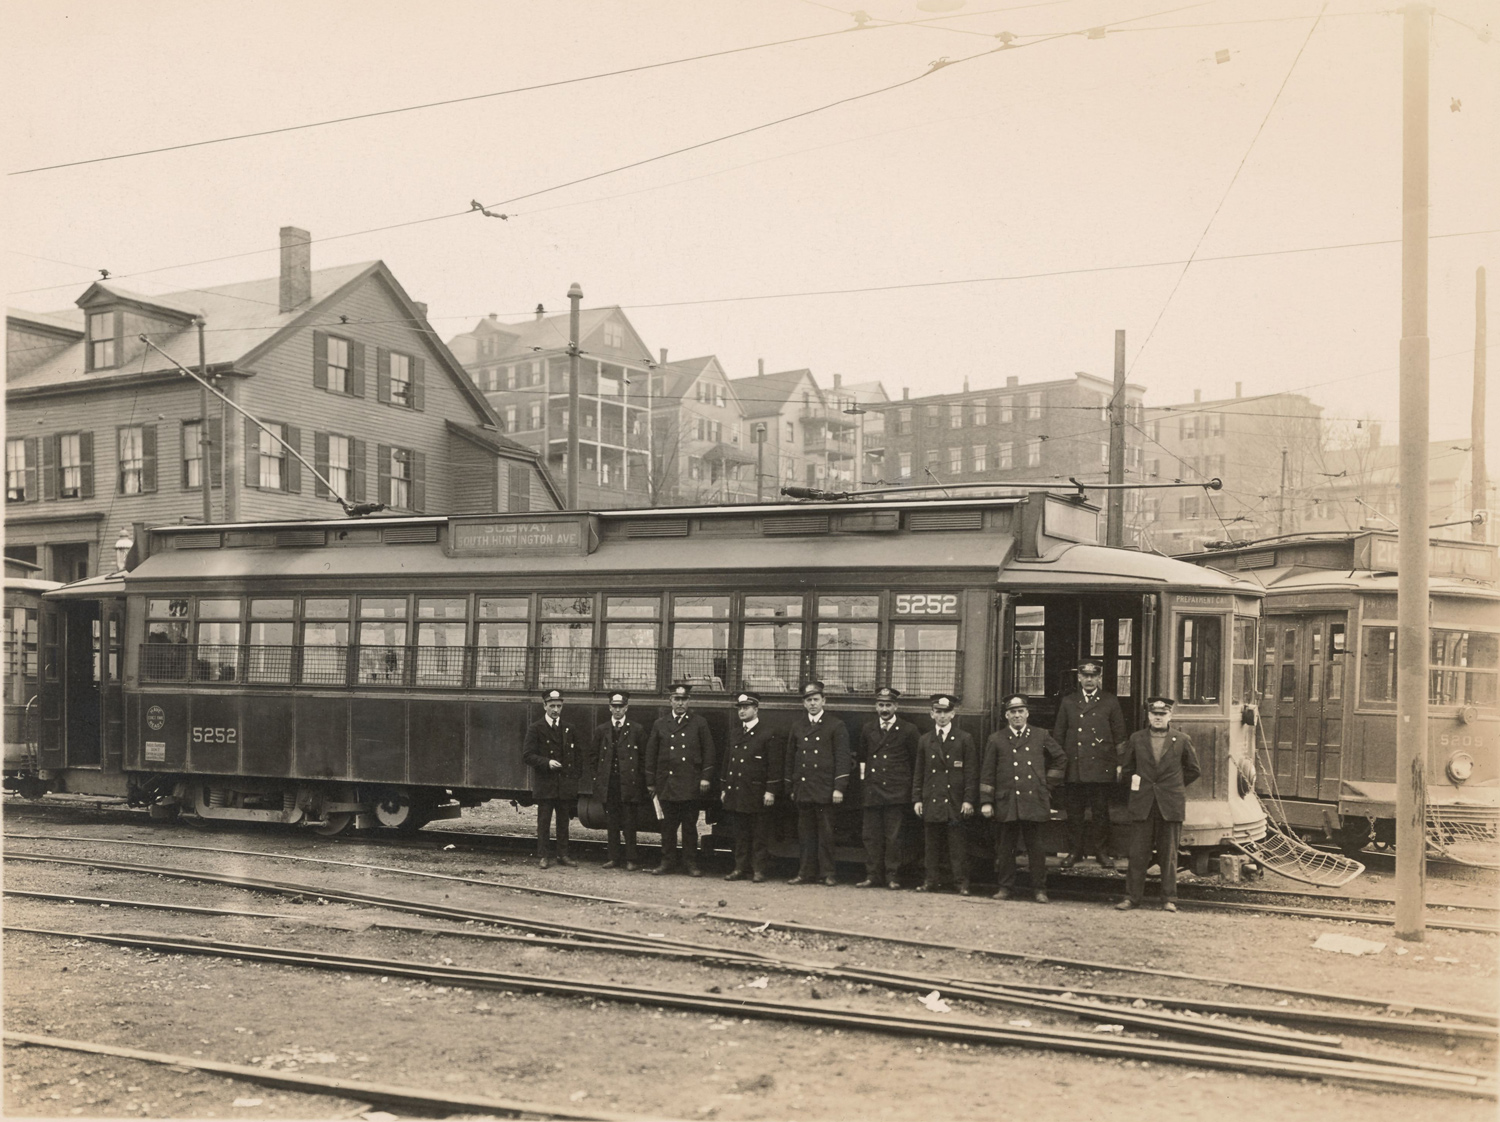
[3,802,1498,1122]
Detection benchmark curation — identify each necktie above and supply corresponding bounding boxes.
[614,721,624,730]
[882,722,893,732]
[743,723,752,732]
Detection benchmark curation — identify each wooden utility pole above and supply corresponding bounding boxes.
[1107,329,1126,546]
[566,283,582,510]
[1277,448,1289,536]
[1396,1,1430,940]
[1474,267,1488,542]
[197,319,213,524]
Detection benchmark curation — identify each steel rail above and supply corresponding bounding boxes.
[5,887,1357,1060]
[3,1032,664,1122]
[5,926,1490,1098]
[9,847,1493,1026]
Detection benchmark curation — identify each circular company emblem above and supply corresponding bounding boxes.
[146,705,165,732]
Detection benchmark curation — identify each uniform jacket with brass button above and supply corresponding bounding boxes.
[980,724,1066,822]
[1051,689,1127,784]
[784,715,851,805]
[590,718,647,803]
[856,716,920,806]
[720,721,783,814]
[522,716,582,800]
[1119,727,1202,822]
[913,726,979,823]
[645,712,717,803]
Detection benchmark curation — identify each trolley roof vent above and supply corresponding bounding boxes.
[382,525,439,544]
[762,513,830,536]
[276,529,326,548]
[907,509,984,532]
[172,532,222,549]
[1237,551,1276,570]
[625,518,689,538]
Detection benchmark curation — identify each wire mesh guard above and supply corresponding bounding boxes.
[1234,825,1366,888]
[1426,804,1500,869]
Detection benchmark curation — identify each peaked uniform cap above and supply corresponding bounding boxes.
[1076,659,1105,675]
[929,694,958,711]
[734,691,761,707]
[1145,696,1177,713]
[608,692,630,706]
[801,681,826,698]
[1003,695,1030,712]
[670,683,693,698]
[542,689,564,703]
[874,686,901,702]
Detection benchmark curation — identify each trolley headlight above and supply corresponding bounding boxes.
[1446,752,1475,784]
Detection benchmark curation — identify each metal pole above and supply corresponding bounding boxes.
[1277,448,1289,536]
[566,283,582,510]
[1474,267,1488,542]
[756,425,765,503]
[1108,329,1126,546]
[197,319,213,524]
[1395,1,1430,941]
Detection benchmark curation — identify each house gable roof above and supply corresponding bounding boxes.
[729,368,822,417]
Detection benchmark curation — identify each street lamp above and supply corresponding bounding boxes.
[753,423,767,503]
[113,527,134,573]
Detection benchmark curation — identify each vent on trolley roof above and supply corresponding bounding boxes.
[383,525,439,544]
[276,529,326,548]
[1237,551,1276,570]
[172,532,221,549]
[762,513,830,536]
[907,510,984,532]
[625,518,689,538]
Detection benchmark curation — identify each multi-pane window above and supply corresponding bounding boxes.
[1026,439,1041,467]
[949,404,963,429]
[742,595,803,693]
[1012,605,1045,695]
[259,424,285,490]
[604,595,659,690]
[529,403,543,429]
[141,598,190,680]
[327,337,350,393]
[118,426,144,494]
[1117,619,1134,698]
[476,597,530,686]
[195,599,241,682]
[504,405,518,431]
[389,448,412,509]
[815,595,879,694]
[973,401,988,427]
[947,448,962,474]
[1231,617,1257,704]
[416,598,467,686]
[672,595,730,689]
[891,621,958,695]
[89,311,115,369]
[972,445,986,473]
[6,439,28,501]
[389,353,412,406]
[247,599,294,683]
[301,598,350,685]
[539,595,593,688]
[358,597,408,685]
[1026,393,1042,420]
[925,450,939,472]
[1177,615,1222,703]
[999,443,1013,470]
[1364,627,1500,707]
[327,435,351,500]
[998,398,1013,424]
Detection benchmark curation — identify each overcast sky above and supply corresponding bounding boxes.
[6,0,1496,478]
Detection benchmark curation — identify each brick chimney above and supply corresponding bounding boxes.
[659,348,668,365]
[535,304,546,321]
[279,226,311,314]
[1235,381,1242,398]
[902,387,909,400]
[758,359,765,376]
[413,301,428,319]
[1006,376,1018,388]
[1193,388,1202,403]
[962,377,969,393]
[833,373,842,389]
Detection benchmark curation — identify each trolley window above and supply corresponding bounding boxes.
[1013,606,1045,696]
[358,598,408,685]
[1117,619,1134,698]
[1328,623,1347,702]
[1231,617,1256,704]
[476,596,530,688]
[247,599,293,684]
[146,599,190,645]
[604,595,659,692]
[815,595,879,695]
[415,597,467,687]
[194,599,241,683]
[742,594,803,694]
[890,621,958,695]
[1366,627,1500,707]
[539,595,593,690]
[671,595,729,690]
[1177,615,1222,704]
[301,599,349,685]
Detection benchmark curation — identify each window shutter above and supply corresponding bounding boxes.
[411,357,425,411]
[41,435,56,501]
[377,348,391,404]
[312,331,328,390]
[207,416,223,489]
[349,341,365,398]
[245,417,259,489]
[284,425,301,494]
[508,463,529,513]
[78,432,94,498]
[377,444,391,507]
[411,450,426,512]
[113,311,124,365]
[351,438,367,502]
[23,436,39,503]
[314,432,329,498]
[141,424,157,493]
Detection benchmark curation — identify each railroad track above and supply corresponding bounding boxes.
[4,849,1494,1098]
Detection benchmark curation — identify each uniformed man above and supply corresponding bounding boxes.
[784,681,851,886]
[912,694,978,894]
[1116,696,1202,912]
[981,695,1066,903]
[1052,658,1127,868]
[645,683,716,877]
[719,691,782,882]
[856,686,919,889]
[521,688,581,869]
[591,690,646,870]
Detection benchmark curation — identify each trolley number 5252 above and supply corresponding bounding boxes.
[191,726,239,744]
[894,594,959,616]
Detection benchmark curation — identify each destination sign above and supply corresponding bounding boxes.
[1367,535,1496,581]
[449,518,588,556]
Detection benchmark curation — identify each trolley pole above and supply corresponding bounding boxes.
[1395,1,1430,940]
[197,318,213,525]
[1107,329,1126,546]
[566,282,582,510]
[1474,267,1488,542]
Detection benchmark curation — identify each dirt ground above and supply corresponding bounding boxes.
[3,801,1498,1122]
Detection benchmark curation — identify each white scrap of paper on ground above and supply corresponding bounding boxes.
[747,976,769,988]
[919,990,951,1013]
[1312,933,1386,956]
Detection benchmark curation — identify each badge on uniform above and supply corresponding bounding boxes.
[953,759,962,767]
[1130,774,1141,791]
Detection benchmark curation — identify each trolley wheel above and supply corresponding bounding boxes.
[1191,850,1213,878]
[315,812,355,837]
[372,789,430,832]
[1333,820,1372,859]
[16,778,49,801]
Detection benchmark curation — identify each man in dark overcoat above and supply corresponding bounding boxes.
[522,688,582,868]
[645,682,716,876]
[783,681,851,886]
[719,691,782,882]
[982,695,1066,902]
[1116,696,1202,912]
[912,693,978,894]
[856,686,919,889]
[591,690,646,870]
[1052,658,1127,868]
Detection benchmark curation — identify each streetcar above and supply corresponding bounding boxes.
[2,559,60,800]
[16,491,1267,860]
[1180,531,1499,858]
